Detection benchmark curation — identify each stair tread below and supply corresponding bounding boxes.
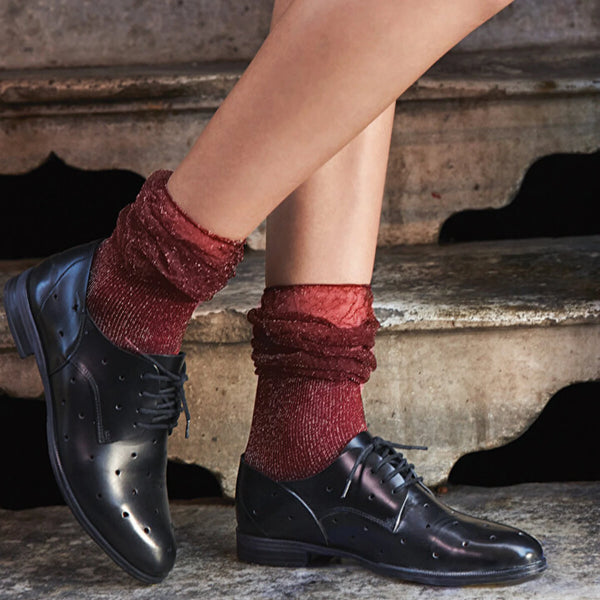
[1,482,598,598]
[189,236,600,342]
[1,237,597,348]
[1,46,598,114]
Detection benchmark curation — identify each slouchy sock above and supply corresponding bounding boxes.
[244,285,379,481]
[86,170,245,355]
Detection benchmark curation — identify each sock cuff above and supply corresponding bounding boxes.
[248,284,379,384]
[103,170,245,302]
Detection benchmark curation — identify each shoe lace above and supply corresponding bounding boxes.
[341,436,427,499]
[136,356,191,438]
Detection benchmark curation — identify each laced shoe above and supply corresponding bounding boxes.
[3,242,190,583]
[236,431,547,586]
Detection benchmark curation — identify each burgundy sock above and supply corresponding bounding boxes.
[86,170,244,355]
[244,285,380,481]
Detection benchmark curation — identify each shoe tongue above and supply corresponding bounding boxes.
[147,352,186,374]
[343,431,374,453]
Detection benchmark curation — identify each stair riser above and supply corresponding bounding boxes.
[1,0,598,70]
[2,94,596,247]
[2,322,598,498]
[164,322,597,497]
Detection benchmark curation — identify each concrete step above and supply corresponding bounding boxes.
[1,482,598,598]
[1,236,599,496]
[1,45,598,247]
[1,0,598,69]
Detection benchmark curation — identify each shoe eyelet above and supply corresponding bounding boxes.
[58,330,64,337]
[332,518,338,524]
[63,434,69,441]
[69,377,76,384]
[118,375,126,382]
[53,293,58,300]
[144,527,151,535]
[287,515,294,521]
[432,552,440,559]
[96,492,102,499]
[271,491,278,497]
[400,538,406,545]
[131,452,137,459]
[101,358,108,366]
[78,412,85,420]
[489,534,497,541]
[325,486,333,493]
[89,454,95,461]
[462,541,469,547]
[132,489,138,496]
[122,511,129,518]
[363,526,369,532]
[115,404,123,411]
[115,470,121,476]
[425,524,431,529]
[368,494,375,501]
[423,503,429,508]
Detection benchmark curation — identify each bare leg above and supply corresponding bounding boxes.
[266,0,395,286]
[168,0,514,240]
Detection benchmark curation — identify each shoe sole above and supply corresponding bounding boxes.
[236,530,547,586]
[4,269,165,584]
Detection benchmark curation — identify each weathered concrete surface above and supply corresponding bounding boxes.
[170,321,600,498]
[190,237,600,341]
[2,47,597,247]
[1,0,598,70]
[1,483,598,599]
[3,238,597,496]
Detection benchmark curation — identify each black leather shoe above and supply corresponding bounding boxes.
[3,242,190,583]
[236,432,547,586]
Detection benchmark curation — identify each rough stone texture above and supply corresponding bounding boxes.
[0,483,598,598]
[191,237,600,341]
[0,0,272,68]
[0,352,42,398]
[1,46,598,247]
[1,0,598,69]
[3,238,597,496]
[170,321,600,498]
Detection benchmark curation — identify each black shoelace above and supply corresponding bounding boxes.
[136,357,191,438]
[341,436,427,499]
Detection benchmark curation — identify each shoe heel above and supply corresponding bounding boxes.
[236,531,330,567]
[3,271,36,358]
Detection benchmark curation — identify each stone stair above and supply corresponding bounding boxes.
[1,482,599,598]
[1,0,599,498]
[1,1,599,247]
[2,236,599,496]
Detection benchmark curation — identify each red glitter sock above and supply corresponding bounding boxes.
[244,285,380,481]
[86,170,244,355]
